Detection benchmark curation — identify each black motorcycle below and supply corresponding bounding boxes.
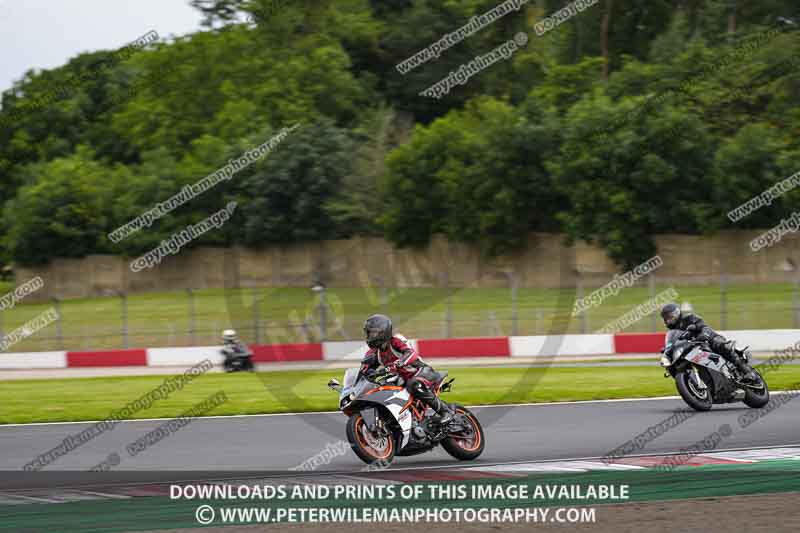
[221,346,254,372]
[660,329,769,411]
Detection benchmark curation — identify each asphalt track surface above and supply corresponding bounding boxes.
[2,395,799,476]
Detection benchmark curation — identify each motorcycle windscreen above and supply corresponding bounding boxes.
[340,368,360,396]
[342,368,359,388]
[665,329,683,344]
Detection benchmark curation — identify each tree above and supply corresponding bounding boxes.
[239,121,355,245]
[382,97,564,256]
[3,148,128,265]
[324,106,402,236]
[552,94,716,267]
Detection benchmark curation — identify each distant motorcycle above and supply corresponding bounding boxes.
[327,368,485,466]
[221,345,254,372]
[660,329,769,411]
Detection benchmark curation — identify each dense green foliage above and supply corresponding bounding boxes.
[1,0,799,267]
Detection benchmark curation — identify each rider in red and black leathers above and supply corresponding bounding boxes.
[660,303,757,382]
[360,314,455,424]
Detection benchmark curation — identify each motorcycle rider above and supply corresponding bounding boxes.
[660,303,757,382]
[220,329,254,372]
[359,314,455,425]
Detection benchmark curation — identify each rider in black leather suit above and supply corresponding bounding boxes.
[660,303,757,382]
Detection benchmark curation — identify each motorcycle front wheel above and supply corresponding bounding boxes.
[675,368,713,411]
[346,412,396,465]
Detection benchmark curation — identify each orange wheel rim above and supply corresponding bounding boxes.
[354,416,393,460]
[450,409,481,452]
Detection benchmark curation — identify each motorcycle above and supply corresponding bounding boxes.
[221,349,254,372]
[660,329,769,411]
[327,367,485,466]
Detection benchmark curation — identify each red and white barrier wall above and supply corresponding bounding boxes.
[1,330,798,370]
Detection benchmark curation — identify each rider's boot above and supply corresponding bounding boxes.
[727,344,757,383]
[432,398,455,425]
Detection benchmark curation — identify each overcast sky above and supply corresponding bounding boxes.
[0,0,204,94]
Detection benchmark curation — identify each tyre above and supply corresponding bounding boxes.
[346,412,396,465]
[675,368,713,411]
[441,404,485,461]
[743,371,770,408]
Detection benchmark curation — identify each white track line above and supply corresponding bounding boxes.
[0,395,683,428]
[0,493,60,503]
[330,442,800,475]
[5,390,800,429]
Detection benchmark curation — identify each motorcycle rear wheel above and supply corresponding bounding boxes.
[441,404,485,461]
[742,371,770,408]
[346,412,396,465]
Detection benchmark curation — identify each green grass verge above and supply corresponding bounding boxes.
[3,365,800,425]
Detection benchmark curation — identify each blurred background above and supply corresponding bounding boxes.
[1,0,799,352]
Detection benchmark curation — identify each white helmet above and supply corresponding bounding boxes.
[222,329,237,343]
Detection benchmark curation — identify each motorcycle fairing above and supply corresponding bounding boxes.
[354,386,413,447]
[684,346,742,402]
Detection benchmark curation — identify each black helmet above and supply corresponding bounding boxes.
[364,314,392,349]
[660,303,681,328]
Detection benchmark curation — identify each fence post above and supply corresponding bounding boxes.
[446,275,453,339]
[510,274,518,337]
[720,271,728,330]
[577,274,587,334]
[52,297,64,350]
[649,274,657,332]
[0,308,4,341]
[187,288,196,346]
[320,289,327,342]
[312,284,326,342]
[252,288,262,344]
[83,324,91,350]
[120,292,129,349]
[794,279,799,329]
[488,310,500,336]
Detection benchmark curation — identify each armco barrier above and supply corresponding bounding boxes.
[417,337,510,358]
[147,346,224,367]
[612,333,663,354]
[611,330,800,354]
[1,331,797,370]
[250,343,323,362]
[510,334,614,357]
[322,340,370,361]
[0,351,66,369]
[66,349,147,367]
[718,330,800,352]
